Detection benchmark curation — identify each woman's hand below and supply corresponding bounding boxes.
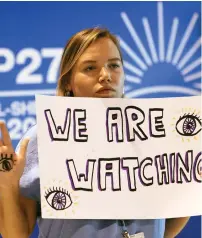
[0,121,29,190]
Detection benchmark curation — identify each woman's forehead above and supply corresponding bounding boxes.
[78,38,121,63]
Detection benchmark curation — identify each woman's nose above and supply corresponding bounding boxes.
[99,66,111,83]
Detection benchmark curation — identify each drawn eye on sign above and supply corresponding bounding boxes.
[171,108,202,142]
[175,113,202,136]
[45,187,73,210]
[42,179,79,218]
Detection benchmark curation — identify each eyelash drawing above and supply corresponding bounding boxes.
[179,113,202,121]
[175,112,202,136]
[44,186,73,210]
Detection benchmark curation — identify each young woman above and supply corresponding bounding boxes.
[0,27,189,238]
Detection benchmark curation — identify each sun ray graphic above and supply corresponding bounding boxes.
[166,18,179,63]
[124,84,133,91]
[182,57,201,75]
[121,12,152,66]
[184,71,201,82]
[172,13,199,65]
[42,179,79,219]
[158,2,165,62]
[193,82,202,90]
[178,37,202,70]
[119,2,201,98]
[123,61,144,77]
[142,17,158,63]
[118,36,147,70]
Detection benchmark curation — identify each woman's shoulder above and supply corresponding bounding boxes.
[19,124,41,200]
[17,124,39,177]
[24,124,37,137]
[16,124,38,153]
[22,123,37,142]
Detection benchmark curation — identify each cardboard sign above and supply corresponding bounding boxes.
[35,95,202,219]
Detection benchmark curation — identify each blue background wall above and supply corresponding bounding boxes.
[0,1,201,237]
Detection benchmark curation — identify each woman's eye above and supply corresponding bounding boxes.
[175,114,202,136]
[45,187,72,210]
[84,66,96,71]
[108,64,120,69]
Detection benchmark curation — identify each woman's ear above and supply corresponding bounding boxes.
[122,84,125,98]
[64,84,71,96]
[64,84,74,97]
[65,83,72,91]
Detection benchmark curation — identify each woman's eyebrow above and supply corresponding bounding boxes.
[81,60,97,65]
[108,57,121,62]
[80,57,121,65]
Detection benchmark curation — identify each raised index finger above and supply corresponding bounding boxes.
[0,121,12,146]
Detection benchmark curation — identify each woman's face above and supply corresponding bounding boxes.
[67,37,125,98]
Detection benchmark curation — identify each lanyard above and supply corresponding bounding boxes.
[119,220,131,238]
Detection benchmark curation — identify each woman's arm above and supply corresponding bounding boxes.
[0,185,37,238]
[164,217,190,238]
[0,121,37,237]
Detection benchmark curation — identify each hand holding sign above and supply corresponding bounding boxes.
[0,121,29,190]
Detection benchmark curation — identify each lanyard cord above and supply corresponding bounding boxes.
[119,220,131,238]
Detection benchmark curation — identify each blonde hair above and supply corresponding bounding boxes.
[57,27,123,96]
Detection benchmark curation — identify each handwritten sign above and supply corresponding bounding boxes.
[35,95,202,219]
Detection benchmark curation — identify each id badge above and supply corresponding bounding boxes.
[130,232,145,238]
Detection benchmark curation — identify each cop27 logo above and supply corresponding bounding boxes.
[120,2,201,98]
